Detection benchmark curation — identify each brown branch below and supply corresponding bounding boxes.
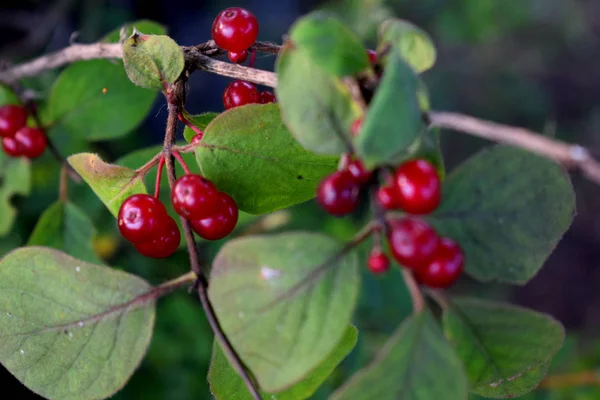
[429,111,600,183]
[539,370,600,389]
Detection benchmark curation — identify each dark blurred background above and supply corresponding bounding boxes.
[1,0,600,399]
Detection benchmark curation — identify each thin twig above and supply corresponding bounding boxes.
[539,370,600,389]
[58,164,68,202]
[163,98,262,400]
[429,111,600,183]
[402,269,425,313]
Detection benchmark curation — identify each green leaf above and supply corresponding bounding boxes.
[276,44,361,155]
[208,325,358,400]
[183,112,220,143]
[0,247,155,400]
[290,12,370,77]
[68,152,147,217]
[208,232,360,392]
[103,20,166,43]
[378,18,437,73]
[122,31,184,90]
[46,59,157,141]
[27,201,102,264]
[195,104,338,214]
[332,312,468,400]
[443,298,564,398]
[427,145,575,283]
[0,84,20,106]
[354,51,423,168]
[0,151,31,236]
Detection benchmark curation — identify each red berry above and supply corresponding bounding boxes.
[367,250,389,274]
[223,80,260,110]
[367,49,377,64]
[0,105,27,138]
[171,174,219,220]
[317,170,360,216]
[394,159,441,215]
[134,217,181,258]
[347,159,372,185]
[191,192,239,240]
[212,7,259,53]
[387,217,439,269]
[2,137,23,157]
[14,127,46,159]
[228,50,248,63]
[260,91,276,104]
[351,118,362,137]
[191,132,203,144]
[376,185,400,210]
[118,194,169,243]
[416,237,464,288]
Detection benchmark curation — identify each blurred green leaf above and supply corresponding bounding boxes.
[103,20,167,43]
[354,51,423,168]
[122,32,184,90]
[183,112,220,143]
[378,19,437,73]
[0,85,20,106]
[208,232,360,392]
[27,200,102,263]
[290,12,370,77]
[428,145,575,284]
[209,325,358,400]
[276,44,361,155]
[68,152,147,217]
[410,127,445,180]
[0,151,31,236]
[195,104,338,214]
[332,312,468,400]
[444,298,564,398]
[0,247,154,400]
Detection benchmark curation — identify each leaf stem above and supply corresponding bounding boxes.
[539,370,600,389]
[402,269,425,313]
[177,111,204,138]
[58,164,69,202]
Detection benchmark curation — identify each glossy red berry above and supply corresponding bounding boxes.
[367,49,377,64]
[260,91,276,104]
[134,217,181,258]
[171,174,219,220]
[228,50,248,63]
[14,127,47,159]
[317,170,360,216]
[416,237,464,288]
[2,137,22,157]
[351,118,362,137]
[0,105,27,138]
[347,159,372,185]
[387,217,439,269]
[367,250,390,274]
[118,194,169,243]
[394,159,441,215]
[191,132,203,144]
[376,185,400,210]
[191,192,239,240]
[223,80,260,110]
[212,7,259,53]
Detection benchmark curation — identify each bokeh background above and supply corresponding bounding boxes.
[1,0,600,399]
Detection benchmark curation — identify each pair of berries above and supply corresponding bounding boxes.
[0,105,47,159]
[212,7,258,64]
[373,217,464,289]
[118,172,239,258]
[316,158,372,216]
[223,80,276,110]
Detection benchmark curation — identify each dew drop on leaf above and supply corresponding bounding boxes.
[19,349,24,355]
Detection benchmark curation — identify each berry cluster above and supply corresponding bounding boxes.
[0,104,47,159]
[118,154,239,258]
[212,7,276,109]
[317,155,464,289]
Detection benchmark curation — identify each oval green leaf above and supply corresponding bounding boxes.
[0,247,155,400]
[208,325,358,400]
[0,150,31,236]
[102,20,166,43]
[0,84,20,106]
[443,297,564,398]
[354,51,424,168]
[332,312,468,400]
[290,12,370,77]
[427,145,575,284]
[378,19,437,73]
[27,201,102,264]
[208,232,360,392]
[276,44,361,155]
[122,31,184,90]
[195,104,338,214]
[68,153,147,217]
